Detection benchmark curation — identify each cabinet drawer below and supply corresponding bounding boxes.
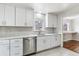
[10,38,23,56]
[10,39,23,46]
[10,50,23,56]
[0,40,9,56]
[10,39,22,43]
[0,40,9,43]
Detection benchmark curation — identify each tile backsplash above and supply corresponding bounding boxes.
[0,27,33,36]
[0,27,56,36]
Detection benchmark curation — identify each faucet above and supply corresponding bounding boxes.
[38,30,41,35]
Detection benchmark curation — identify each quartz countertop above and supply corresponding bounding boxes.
[0,34,56,40]
[0,34,37,40]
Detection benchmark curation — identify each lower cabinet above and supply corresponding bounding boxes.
[10,38,23,56]
[37,36,51,52]
[0,35,61,55]
[50,35,60,47]
[37,35,61,52]
[0,38,23,56]
[0,40,9,56]
[37,37,47,51]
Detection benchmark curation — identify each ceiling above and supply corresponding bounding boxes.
[4,3,79,14]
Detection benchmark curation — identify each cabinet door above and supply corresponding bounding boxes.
[50,35,60,48]
[5,6,15,26]
[49,35,57,48]
[0,5,5,26]
[46,14,57,27]
[10,38,23,56]
[37,37,45,52]
[0,40,9,56]
[37,36,50,52]
[16,7,26,26]
[44,36,51,49]
[26,9,34,26]
[56,35,61,46]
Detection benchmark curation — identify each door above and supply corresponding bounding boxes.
[0,40,9,56]
[16,7,26,26]
[5,6,15,26]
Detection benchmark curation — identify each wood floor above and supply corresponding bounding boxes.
[63,40,79,53]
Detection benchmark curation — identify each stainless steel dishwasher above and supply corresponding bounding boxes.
[23,37,36,55]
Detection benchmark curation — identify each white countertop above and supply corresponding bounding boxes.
[0,34,37,40]
[0,34,56,40]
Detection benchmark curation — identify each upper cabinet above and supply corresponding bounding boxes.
[0,5,15,26]
[5,6,15,26]
[16,7,34,27]
[0,4,34,27]
[25,9,34,27]
[16,7,26,26]
[45,13,57,27]
[0,5,5,26]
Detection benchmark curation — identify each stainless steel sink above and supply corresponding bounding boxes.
[37,34,45,37]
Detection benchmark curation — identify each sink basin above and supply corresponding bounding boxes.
[37,34,45,37]
[37,34,54,37]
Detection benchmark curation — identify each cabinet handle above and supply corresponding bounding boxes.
[14,46,20,47]
[15,53,20,55]
[56,38,57,41]
[43,40,46,43]
[14,40,19,42]
[2,20,6,25]
[24,22,27,26]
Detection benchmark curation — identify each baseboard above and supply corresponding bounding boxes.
[23,52,36,56]
[36,45,60,54]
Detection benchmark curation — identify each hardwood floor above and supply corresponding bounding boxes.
[63,40,79,53]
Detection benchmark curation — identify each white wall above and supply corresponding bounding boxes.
[60,6,79,17]
[59,6,79,41]
[63,34,72,41]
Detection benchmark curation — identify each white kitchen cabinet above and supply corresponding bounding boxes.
[37,36,51,52]
[0,38,23,56]
[0,5,15,26]
[37,35,61,52]
[10,38,23,56]
[25,9,34,27]
[50,35,61,47]
[56,35,61,46]
[16,7,26,26]
[5,6,15,26]
[37,36,46,51]
[0,5,34,27]
[45,13,57,27]
[0,40,9,56]
[50,36,57,47]
[0,5,5,26]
